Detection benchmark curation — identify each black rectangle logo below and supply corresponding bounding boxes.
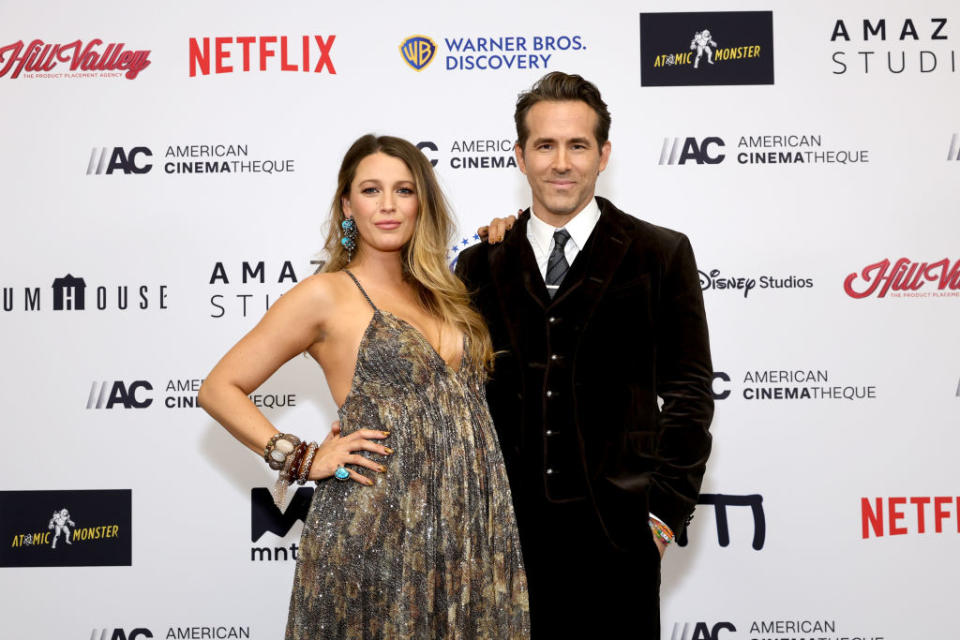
[640,11,775,86]
[0,490,132,567]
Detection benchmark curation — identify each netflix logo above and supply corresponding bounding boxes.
[861,496,959,538]
[188,35,336,77]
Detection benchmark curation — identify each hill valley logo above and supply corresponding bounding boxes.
[640,12,774,86]
[844,258,960,299]
[0,38,151,79]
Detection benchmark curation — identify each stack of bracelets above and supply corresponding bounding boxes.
[648,519,675,546]
[264,433,319,506]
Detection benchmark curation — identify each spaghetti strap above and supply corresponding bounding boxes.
[343,269,378,312]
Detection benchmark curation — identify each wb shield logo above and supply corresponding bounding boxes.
[401,35,437,71]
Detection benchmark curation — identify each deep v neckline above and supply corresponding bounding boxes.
[341,269,466,374]
[378,309,467,374]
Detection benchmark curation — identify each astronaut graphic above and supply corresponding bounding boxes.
[48,508,75,548]
[690,29,717,68]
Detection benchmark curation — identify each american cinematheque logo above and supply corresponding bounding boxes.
[0,490,131,567]
[0,39,151,79]
[639,11,774,86]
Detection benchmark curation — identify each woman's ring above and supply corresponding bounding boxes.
[334,466,349,481]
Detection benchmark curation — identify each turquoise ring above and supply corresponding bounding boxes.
[334,466,350,481]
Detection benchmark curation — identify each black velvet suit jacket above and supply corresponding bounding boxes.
[456,197,713,551]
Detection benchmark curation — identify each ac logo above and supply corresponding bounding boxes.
[659,137,725,165]
[671,622,736,640]
[90,629,153,640]
[712,371,730,400]
[400,35,437,71]
[416,141,439,167]
[86,147,153,175]
[86,380,153,409]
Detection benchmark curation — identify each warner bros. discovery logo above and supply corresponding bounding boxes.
[400,35,437,71]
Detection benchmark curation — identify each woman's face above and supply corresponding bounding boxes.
[342,152,419,256]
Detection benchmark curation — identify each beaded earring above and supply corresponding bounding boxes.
[341,217,358,261]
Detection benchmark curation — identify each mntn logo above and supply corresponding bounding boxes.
[671,622,736,640]
[87,380,153,409]
[659,137,725,165]
[91,630,152,640]
[400,35,437,71]
[87,147,152,175]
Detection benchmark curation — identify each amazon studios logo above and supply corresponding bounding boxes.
[207,259,302,319]
[640,11,774,86]
[829,17,954,75]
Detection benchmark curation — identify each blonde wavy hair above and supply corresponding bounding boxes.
[321,134,494,372]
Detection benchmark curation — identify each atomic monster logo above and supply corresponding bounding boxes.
[48,508,75,548]
[690,29,717,68]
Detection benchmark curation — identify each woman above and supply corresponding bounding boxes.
[198,134,529,639]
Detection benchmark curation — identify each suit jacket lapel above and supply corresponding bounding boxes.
[550,197,633,308]
[488,210,550,310]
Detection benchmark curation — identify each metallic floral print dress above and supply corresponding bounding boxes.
[285,272,529,639]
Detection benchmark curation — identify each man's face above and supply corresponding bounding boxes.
[515,100,611,222]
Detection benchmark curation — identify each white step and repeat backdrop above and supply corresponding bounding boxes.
[2,1,958,638]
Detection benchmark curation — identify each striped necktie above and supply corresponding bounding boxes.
[545,229,571,299]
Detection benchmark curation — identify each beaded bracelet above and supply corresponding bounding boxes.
[297,442,319,485]
[282,442,308,486]
[649,519,675,544]
[265,433,301,471]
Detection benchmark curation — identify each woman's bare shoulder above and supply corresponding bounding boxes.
[268,271,352,319]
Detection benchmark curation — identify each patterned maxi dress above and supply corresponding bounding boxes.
[285,271,530,639]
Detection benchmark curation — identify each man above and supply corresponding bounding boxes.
[455,72,714,637]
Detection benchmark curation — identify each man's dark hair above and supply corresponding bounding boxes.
[514,71,611,151]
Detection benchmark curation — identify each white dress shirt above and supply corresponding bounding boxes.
[525,198,601,283]
[524,198,668,532]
